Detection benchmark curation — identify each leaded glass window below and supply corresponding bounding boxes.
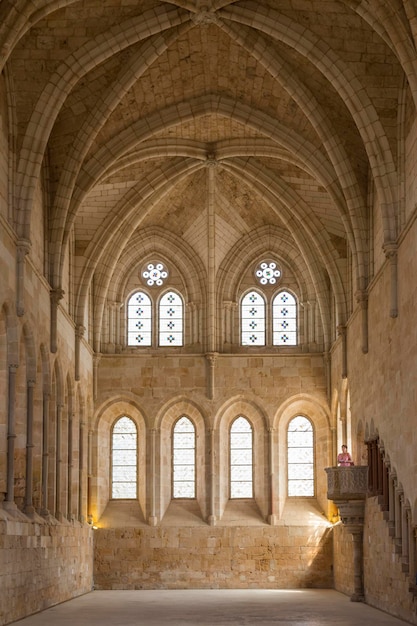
[159,291,183,346]
[111,416,137,498]
[142,262,168,287]
[255,261,281,285]
[172,416,195,498]
[230,416,253,498]
[127,291,152,346]
[287,416,314,496]
[273,291,297,345]
[241,291,266,346]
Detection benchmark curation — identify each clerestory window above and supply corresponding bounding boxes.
[241,291,266,346]
[127,289,183,347]
[273,291,297,345]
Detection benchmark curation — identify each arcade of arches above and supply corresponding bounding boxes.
[1,1,417,624]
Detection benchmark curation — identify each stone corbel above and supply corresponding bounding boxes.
[50,288,64,353]
[355,289,368,354]
[16,238,31,317]
[383,242,398,318]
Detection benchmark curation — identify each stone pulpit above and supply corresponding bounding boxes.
[325,466,368,602]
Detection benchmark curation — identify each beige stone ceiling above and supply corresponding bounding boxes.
[1,0,414,342]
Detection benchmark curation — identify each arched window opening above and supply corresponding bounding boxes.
[159,291,183,346]
[241,291,266,346]
[111,416,137,499]
[127,291,152,346]
[273,291,297,345]
[230,416,253,498]
[287,416,314,496]
[172,416,195,498]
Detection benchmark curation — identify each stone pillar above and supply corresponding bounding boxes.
[268,428,278,525]
[206,156,217,353]
[337,324,347,378]
[355,289,368,354]
[208,428,216,526]
[16,239,31,317]
[409,527,417,592]
[394,485,404,553]
[401,500,410,572]
[78,420,85,523]
[387,470,396,535]
[93,354,101,401]
[5,364,18,507]
[223,301,236,347]
[350,525,365,602]
[24,379,36,514]
[50,288,64,353]
[383,242,398,318]
[74,325,85,381]
[148,428,158,526]
[307,299,316,348]
[87,428,93,523]
[55,403,63,519]
[67,411,74,520]
[40,391,50,516]
[205,352,218,400]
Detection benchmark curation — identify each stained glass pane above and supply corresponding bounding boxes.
[127,291,152,346]
[230,416,253,498]
[173,416,195,498]
[273,291,297,346]
[255,261,281,286]
[142,262,168,287]
[241,291,266,346]
[287,416,314,497]
[111,416,137,499]
[159,291,183,346]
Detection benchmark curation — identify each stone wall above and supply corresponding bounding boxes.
[363,497,416,624]
[332,523,355,597]
[93,524,333,590]
[0,519,93,626]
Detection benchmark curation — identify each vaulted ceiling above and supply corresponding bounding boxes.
[1,0,415,349]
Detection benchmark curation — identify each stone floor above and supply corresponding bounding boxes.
[10,589,413,625]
